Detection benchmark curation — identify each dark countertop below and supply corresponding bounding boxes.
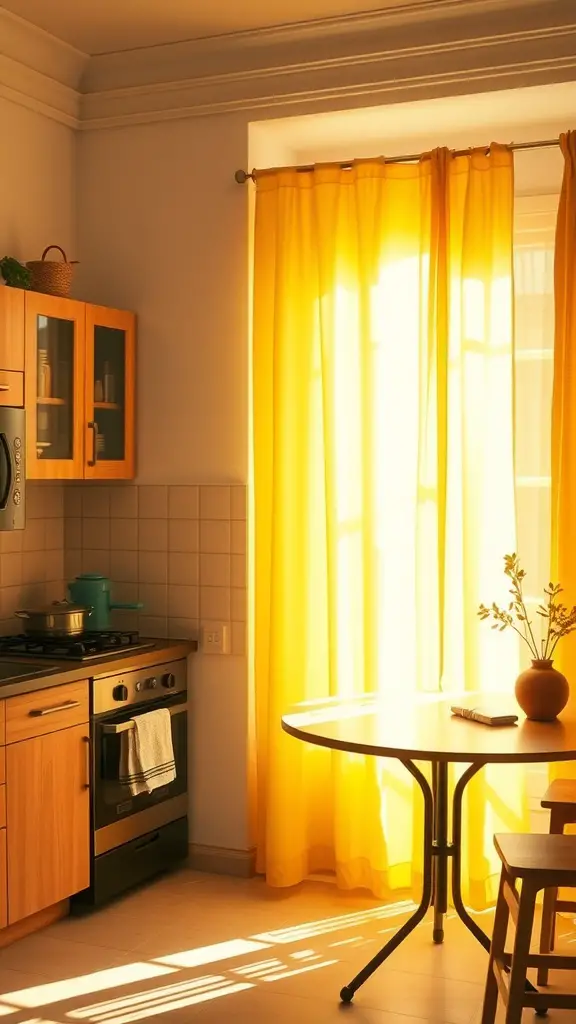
[0,638,198,699]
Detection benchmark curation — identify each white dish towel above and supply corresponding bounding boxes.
[119,707,176,796]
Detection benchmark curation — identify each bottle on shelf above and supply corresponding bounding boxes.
[103,362,115,404]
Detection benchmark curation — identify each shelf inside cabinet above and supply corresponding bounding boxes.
[93,401,120,410]
[37,397,66,406]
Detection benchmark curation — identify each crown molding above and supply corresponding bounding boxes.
[0,8,86,126]
[79,17,576,129]
[0,0,575,131]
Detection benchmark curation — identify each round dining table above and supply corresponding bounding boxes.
[282,692,576,1004]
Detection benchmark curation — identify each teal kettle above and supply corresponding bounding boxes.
[67,574,143,631]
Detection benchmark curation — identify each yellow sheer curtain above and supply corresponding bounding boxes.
[253,147,527,906]
[552,132,576,729]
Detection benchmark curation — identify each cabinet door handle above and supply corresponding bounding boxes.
[29,699,81,717]
[83,735,91,789]
[0,385,9,393]
[87,422,98,466]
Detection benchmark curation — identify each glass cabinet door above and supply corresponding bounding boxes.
[85,306,135,479]
[25,294,85,479]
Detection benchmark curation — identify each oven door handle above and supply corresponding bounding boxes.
[102,705,186,735]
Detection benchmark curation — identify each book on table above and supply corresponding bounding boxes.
[450,705,518,727]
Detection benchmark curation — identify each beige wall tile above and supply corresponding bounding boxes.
[64,485,82,518]
[168,519,199,553]
[111,609,139,631]
[0,530,22,553]
[82,550,111,576]
[22,519,46,552]
[200,586,231,620]
[45,580,65,603]
[139,519,168,552]
[82,485,110,518]
[231,485,247,521]
[25,484,47,520]
[139,615,168,638]
[138,583,168,616]
[64,550,82,580]
[109,485,138,518]
[42,485,64,518]
[1,553,21,588]
[200,553,230,587]
[20,582,46,606]
[110,549,138,583]
[82,518,110,551]
[168,552,199,587]
[65,517,82,550]
[44,550,64,583]
[139,551,168,585]
[22,551,45,585]
[168,617,198,640]
[169,486,199,519]
[110,518,138,551]
[231,621,246,657]
[168,585,199,619]
[200,485,230,521]
[139,485,168,519]
[231,588,247,622]
[231,520,246,555]
[45,518,64,550]
[231,554,246,589]
[1,586,21,619]
[113,581,138,604]
[200,520,230,554]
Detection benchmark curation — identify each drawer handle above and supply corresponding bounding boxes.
[29,699,81,718]
[0,386,10,393]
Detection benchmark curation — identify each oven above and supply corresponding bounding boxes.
[73,657,189,909]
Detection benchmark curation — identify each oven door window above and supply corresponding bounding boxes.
[94,700,187,830]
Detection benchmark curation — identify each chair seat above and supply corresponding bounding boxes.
[494,832,576,882]
[541,778,576,810]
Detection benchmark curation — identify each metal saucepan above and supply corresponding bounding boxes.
[15,601,93,637]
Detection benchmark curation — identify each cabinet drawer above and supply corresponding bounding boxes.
[6,681,89,743]
[0,749,5,786]
[0,371,23,408]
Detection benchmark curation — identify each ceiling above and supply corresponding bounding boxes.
[1,0,440,54]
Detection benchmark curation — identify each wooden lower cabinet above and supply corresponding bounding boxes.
[7,724,90,924]
[0,830,6,930]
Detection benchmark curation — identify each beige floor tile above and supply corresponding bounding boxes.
[0,933,134,978]
[195,986,431,1024]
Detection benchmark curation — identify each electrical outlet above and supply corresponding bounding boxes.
[201,623,230,655]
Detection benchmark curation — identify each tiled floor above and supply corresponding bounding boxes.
[0,871,573,1023]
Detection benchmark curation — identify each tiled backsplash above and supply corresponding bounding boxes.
[0,483,65,633]
[64,484,247,654]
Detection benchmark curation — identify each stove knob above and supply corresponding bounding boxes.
[135,681,143,692]
[113,685,128,702]
[162,672,176,689]
[147,677,158,689]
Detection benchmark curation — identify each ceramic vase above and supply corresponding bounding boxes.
[514,659,569,721]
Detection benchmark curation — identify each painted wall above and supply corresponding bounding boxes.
[0,97,75,263]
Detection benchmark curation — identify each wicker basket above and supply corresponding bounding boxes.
[26,245,78,298]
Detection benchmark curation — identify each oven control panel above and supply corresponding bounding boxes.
[94,659,188,715]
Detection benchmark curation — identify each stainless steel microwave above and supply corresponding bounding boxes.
[0,408,24,531]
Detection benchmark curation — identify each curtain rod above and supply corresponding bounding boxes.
[234,137,560,183]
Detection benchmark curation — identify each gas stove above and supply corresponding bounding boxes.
[0,630,156,662]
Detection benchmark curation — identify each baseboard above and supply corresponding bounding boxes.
[188,843,256,878]
[0,899,68,948]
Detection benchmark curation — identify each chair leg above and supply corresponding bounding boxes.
[538,887,558,987]
[506,881,537,1024]
[481,869,510,1024]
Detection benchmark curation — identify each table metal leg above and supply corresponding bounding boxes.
[339,758,434,1004]
[432,760,449,945]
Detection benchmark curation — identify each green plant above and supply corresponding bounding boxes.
[0,257,31,289]
[478,553,576,660]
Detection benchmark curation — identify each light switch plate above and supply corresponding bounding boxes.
[201,623,229,655]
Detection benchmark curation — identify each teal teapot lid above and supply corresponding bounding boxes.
[74,573,106,580]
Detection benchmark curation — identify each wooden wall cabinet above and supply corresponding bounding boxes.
[25,292,136,480]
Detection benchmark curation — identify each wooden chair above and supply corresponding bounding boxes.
[538,779,576,986]
[481,832,576,1024]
